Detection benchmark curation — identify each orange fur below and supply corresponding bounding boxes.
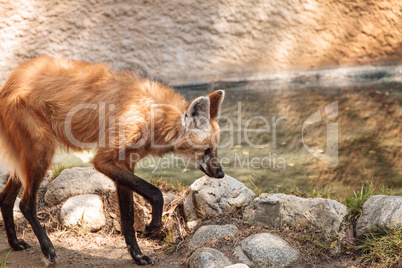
[0,55,223,184]
[0,56,225,264]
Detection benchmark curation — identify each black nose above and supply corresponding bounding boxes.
[217,171,225,178]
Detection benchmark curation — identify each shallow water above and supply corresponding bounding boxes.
[135,77,402,196]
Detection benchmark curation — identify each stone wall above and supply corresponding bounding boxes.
[0,0,401,84]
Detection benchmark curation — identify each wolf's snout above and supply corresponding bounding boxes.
[198,158,225,179]
[216,171,225,178]
[208,158,224,179]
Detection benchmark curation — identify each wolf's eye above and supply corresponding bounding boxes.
[205,148,212,155]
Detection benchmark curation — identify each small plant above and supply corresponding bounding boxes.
[51,163,76,179]
[0,250,11,268]
[270,185,308,197]
[295,229,341,257]
[356,227,401,268]
[309,185,332,199]
[230,201,247,214]
[248,177,262,196]
[149,176,185,193]
[163,229,175,246]
[344,181,392,224]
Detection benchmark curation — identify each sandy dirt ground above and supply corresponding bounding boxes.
[0,231,183,267]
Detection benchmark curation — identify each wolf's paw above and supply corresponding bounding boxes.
[133,254,155,265]
[42,245,58,265]
[138,224,161,238]
[10,239,31,251]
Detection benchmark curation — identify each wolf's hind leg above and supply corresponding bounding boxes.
[0,176,31,250]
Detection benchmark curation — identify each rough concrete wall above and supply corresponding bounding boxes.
[0,0,401,84]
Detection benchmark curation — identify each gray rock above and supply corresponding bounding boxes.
[60,194,106,232]
[163,192,180,209]
[183,190,199,229]
[0,163,9,190]
[189,247,233,268]
[0,197,24,225]
[235,246,253,267]
[184,175,255,223]
[44,167,116,206]
[188,224,238,250]
[0,168,50,193]
[243,193,347,233]
[225,264,249,268]
[356,195,402,237]
[39,174,51,192]
[235,233,299,268]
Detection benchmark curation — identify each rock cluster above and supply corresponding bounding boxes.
[185,176,401,267]
[187,225,299,268]
[1,163,401,267]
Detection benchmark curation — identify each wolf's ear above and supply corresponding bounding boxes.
[185,96,210,129]
[207,90,225,120]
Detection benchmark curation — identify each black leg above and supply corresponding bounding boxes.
[116,183,154,265]
[94,161,164,235]
[0,177,31,250]
[19,174,57,264]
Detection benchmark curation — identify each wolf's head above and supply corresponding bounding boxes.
[174,90,225,179]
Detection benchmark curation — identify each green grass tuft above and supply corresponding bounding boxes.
[357,227,402,268]
[50,163,77,179]
[344,181,392,225]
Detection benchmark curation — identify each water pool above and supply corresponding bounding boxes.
[135,68,402,196]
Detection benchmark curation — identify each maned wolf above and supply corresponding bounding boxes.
[0,55,225,265]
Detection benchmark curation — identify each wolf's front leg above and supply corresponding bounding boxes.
[116,183,154,265]
[93,154,163,263]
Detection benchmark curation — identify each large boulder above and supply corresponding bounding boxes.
[189,247,233,268]
[235,233,299,267]
[356,195,402,237]
[243,193,347,234]
[60,194,106,232]
[45,167,116,206]
[184,175,255,226]
[188,224,238,250]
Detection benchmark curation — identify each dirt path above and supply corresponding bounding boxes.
[0,231,183,267]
